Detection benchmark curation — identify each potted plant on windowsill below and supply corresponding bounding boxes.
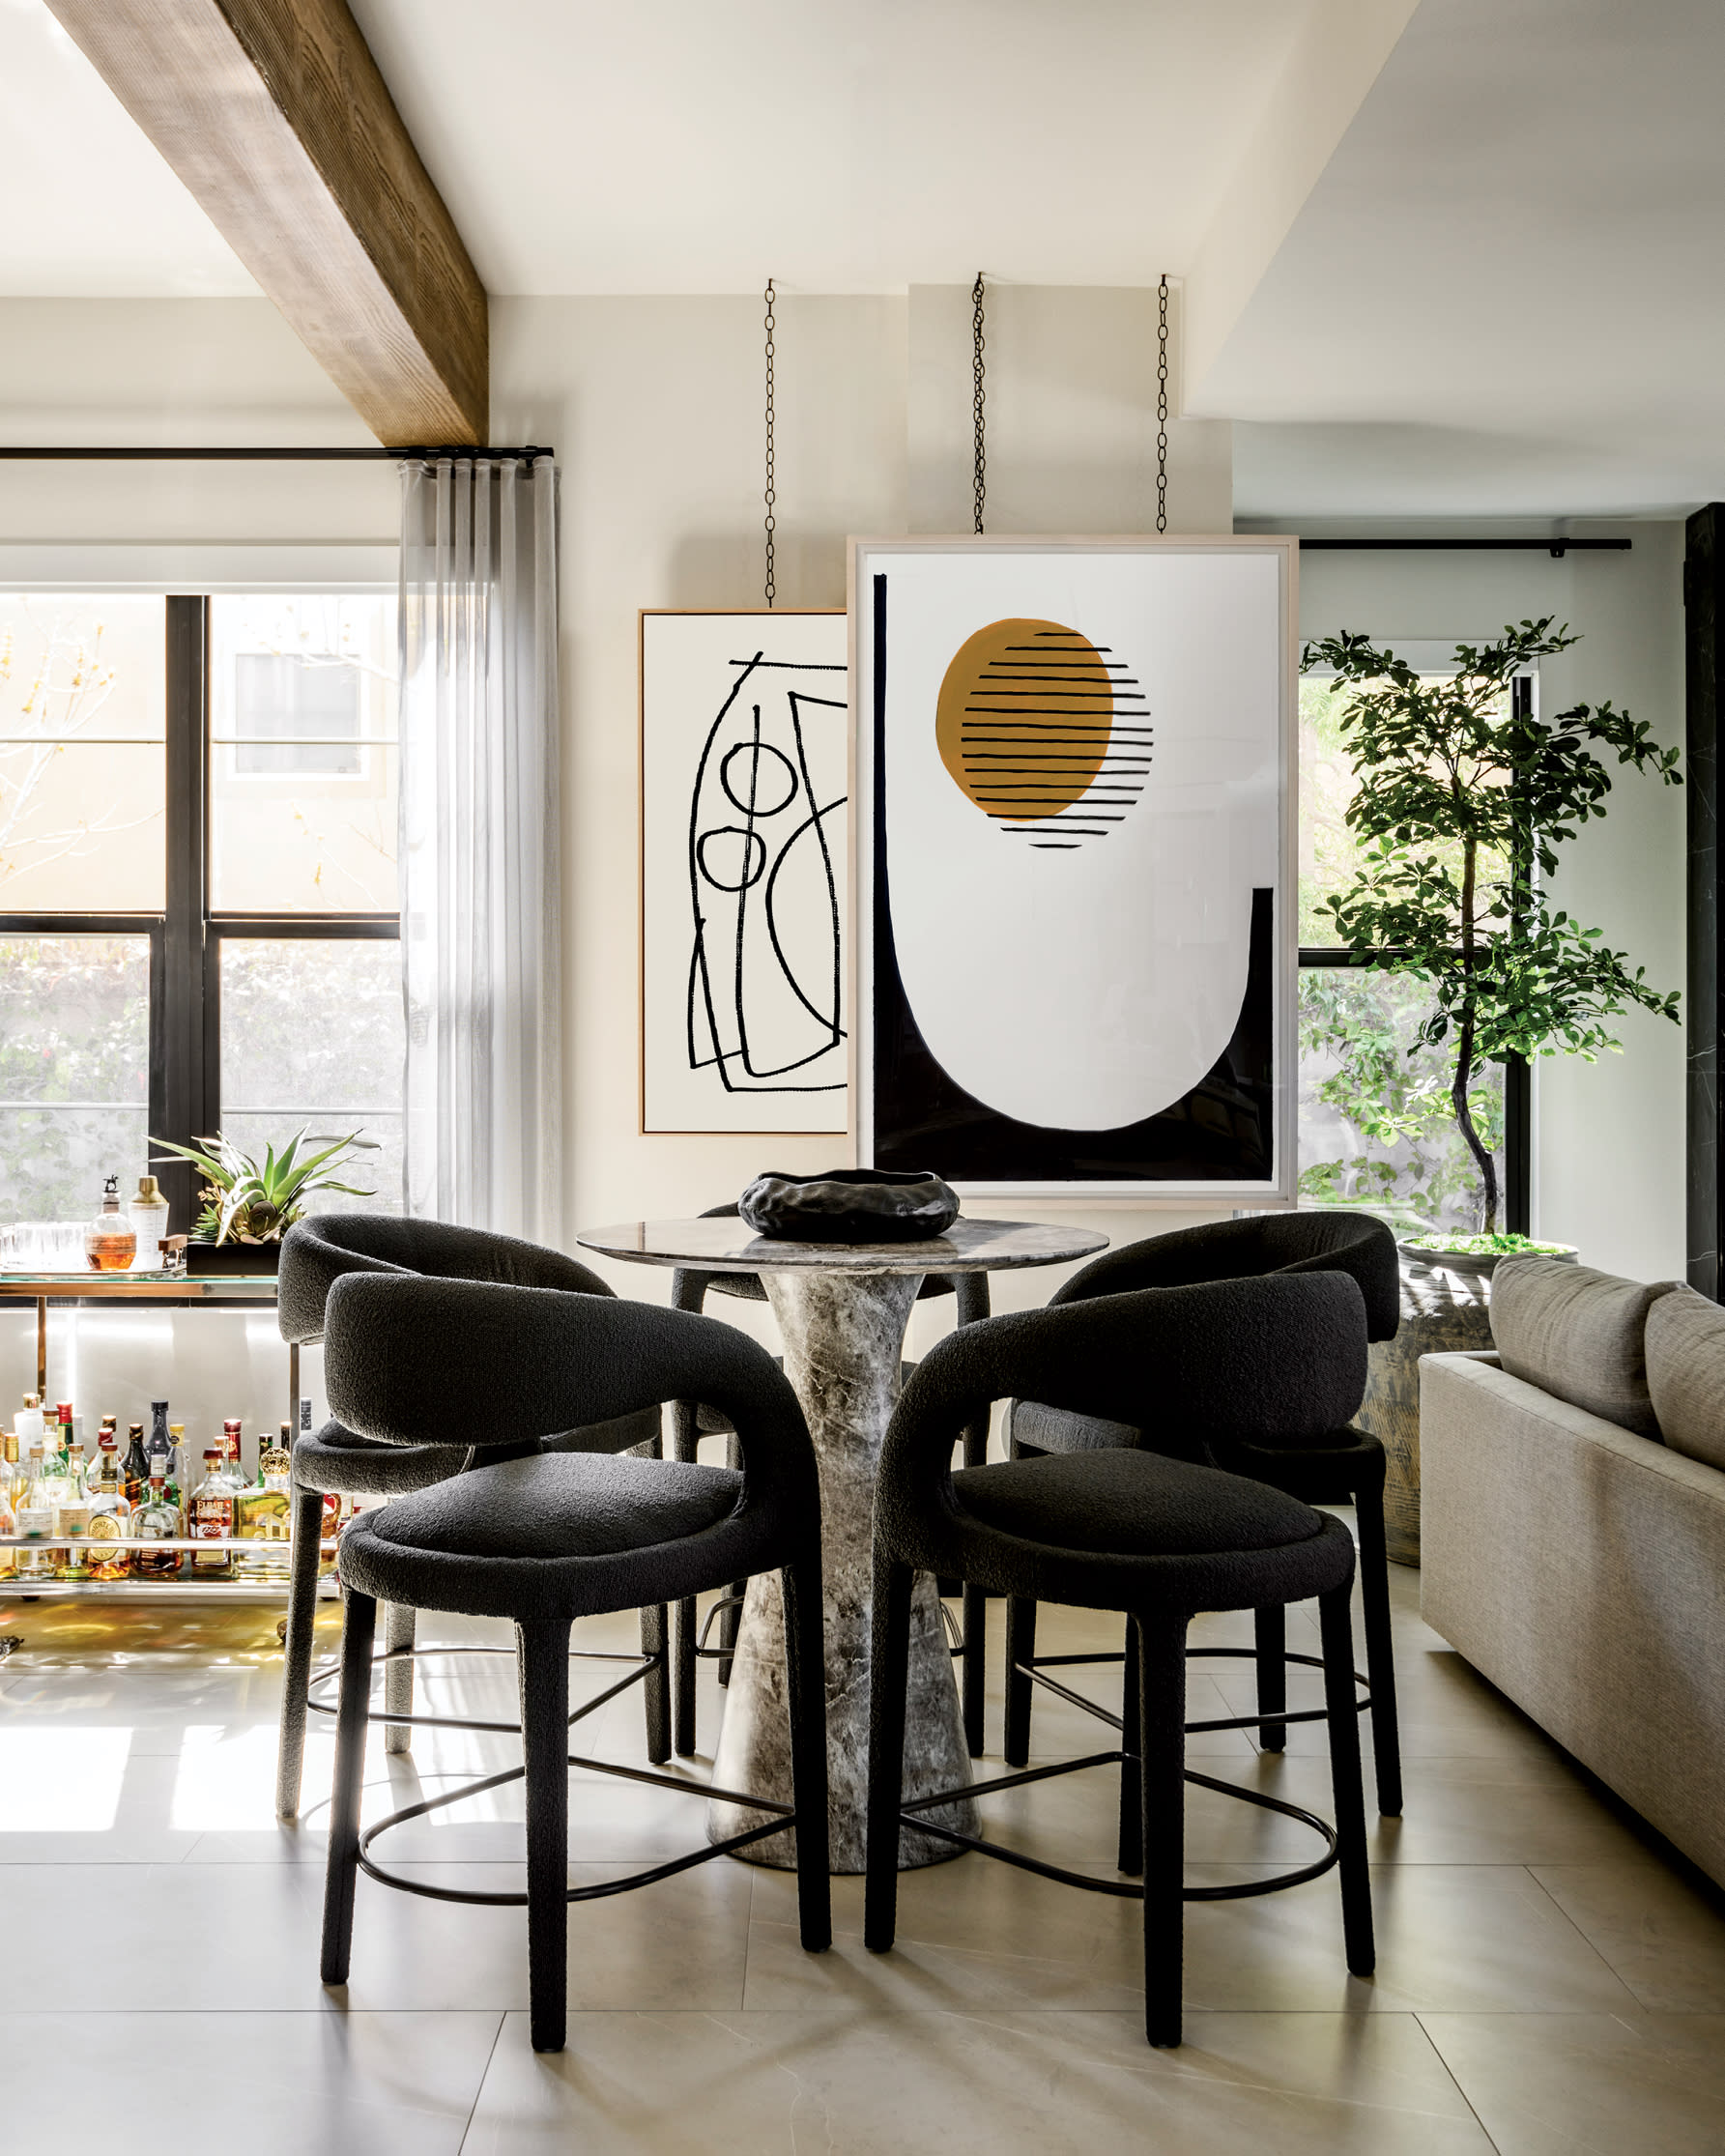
[1301,617,1681,1559]
[149,1127,380,1274]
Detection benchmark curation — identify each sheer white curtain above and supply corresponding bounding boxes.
[398,455,562,1242]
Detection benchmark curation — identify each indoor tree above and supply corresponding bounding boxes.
[1301,618,1682,1237]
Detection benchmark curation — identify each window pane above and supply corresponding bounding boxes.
[0,595,165,911]
[209,596,398,912]
[0,934,150,1222]
[1299,673,1514,944]
[219,938,403,1215]
[1298,966,1505,1238]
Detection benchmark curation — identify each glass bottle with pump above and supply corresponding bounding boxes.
[131,1473,183,1578]
[84,1174,136,1272]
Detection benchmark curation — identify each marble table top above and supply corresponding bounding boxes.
[576,1215,1107,1277]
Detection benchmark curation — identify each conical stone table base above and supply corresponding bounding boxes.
[708,1269,980,1872]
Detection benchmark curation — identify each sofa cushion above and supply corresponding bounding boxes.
[1489,1257,1680,1440]
[1645,1286,1725,1472]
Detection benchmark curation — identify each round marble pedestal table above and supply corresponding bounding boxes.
[576,1216,1107,1873]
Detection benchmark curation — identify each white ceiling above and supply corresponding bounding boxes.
[6,0,1725,517]
[0,0,256,297]
[1199,0,1725,517]
[346,0,1318,296]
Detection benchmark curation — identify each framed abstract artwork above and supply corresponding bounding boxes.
[849,536,1297,1197]
[639,610,849,1133]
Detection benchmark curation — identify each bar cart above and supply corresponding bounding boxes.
[0,1267,329,1610]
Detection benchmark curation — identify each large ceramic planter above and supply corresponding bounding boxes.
[1357,1243,1577,1566]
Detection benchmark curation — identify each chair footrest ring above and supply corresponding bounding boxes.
[1018,1642,1369,1739]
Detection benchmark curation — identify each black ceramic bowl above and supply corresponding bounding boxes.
[737,1168,960,1245]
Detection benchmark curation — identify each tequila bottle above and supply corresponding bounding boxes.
[190,1449,238,1576]
[131,1473,183,1578]
[13,1446,54,1581]
[85,1433,131,1579]
[54,1443,91,1578]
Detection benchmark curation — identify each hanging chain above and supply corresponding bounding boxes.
[971,272,987,536]
[1156,273,1169,535]
[763,277,777,608]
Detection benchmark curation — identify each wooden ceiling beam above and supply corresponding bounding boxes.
[44,0,487,446]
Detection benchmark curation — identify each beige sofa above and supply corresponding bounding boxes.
[1421,1258,1725,1886]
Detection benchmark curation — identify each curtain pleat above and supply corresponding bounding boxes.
[398,455,562,1243]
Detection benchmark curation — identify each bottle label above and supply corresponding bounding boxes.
[194,1496,233,1537]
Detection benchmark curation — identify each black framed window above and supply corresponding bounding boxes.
[0,591,402,1231]
[1297,666,1529,1236]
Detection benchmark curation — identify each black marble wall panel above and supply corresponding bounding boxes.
[1685,506,1723,1298]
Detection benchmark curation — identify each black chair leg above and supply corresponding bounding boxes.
[1003,1595,1037,1768]
[781,1556,832,1951]
[1254,1602,1287,1753]
[518,1617,573,2054]
[718,1429,743,1688]
[864,1557,915,1952]
[1117,1615,1142,1876]
[319,1586,376,1985]
[639,1601,671,1765]
[1318,1582,1375,1978]
[1354,1474,1403,1817]
[276,1482,328,1821]
[1137,1610,1188,2049]
[960,1412,990,1757]
[670,1403,701,1755]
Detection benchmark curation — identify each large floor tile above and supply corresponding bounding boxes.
[5,2011,501,2156]
[1182,1862,1639,2014]
[462,2007,1493,2155]
[1421,2010,1725,2155]
[1530,1860,1725,2011]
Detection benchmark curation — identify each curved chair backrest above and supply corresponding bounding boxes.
[278,1214,616,1347]
[881,1272,1369,1525]
[670,1201,988,1321]
[1051,1211,1399,1343]
[324,1273,817,1509]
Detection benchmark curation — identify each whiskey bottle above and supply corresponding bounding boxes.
[190,1449,237,1576]
[145,1402,172,1486]
[131,1473,183,1578]
[165,1423,187,1509]
[83,1174,137,1272]
[120,1423,150,1501]
[222,1418,244,1484]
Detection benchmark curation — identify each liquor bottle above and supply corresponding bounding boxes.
[238,1425,294,1577]
[0,1440,15,1579]
[145,1402,172,1484]
[222,1419,244,1485]
[85,1439,131,1581]
[54,1442,91,1578]
[84,1174,137,1272]
[13,1447,54,1582]
[121,1422,150,1502]
[128,1175,170,1270]
[15,1394,43,1449]
[130,1473,183,1578]
[165,1424,187,1509]
[190,1449,237,1576]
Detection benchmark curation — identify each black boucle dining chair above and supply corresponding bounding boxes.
[274,1215,664,1821]
[316,1273,830,2055]
[997,1210,1406,1816]
[866,1274,1375,2048]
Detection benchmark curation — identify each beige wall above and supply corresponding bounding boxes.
[489,289,1239,1353]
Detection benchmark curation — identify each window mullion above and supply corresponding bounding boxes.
[155,595,210,1234]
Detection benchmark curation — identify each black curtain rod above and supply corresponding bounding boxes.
[1298,537,1631,557]
[0,445,553,462]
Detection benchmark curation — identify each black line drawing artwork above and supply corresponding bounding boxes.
[685,649,848,1094]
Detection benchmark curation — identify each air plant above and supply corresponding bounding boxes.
[150,1126,379,1244]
